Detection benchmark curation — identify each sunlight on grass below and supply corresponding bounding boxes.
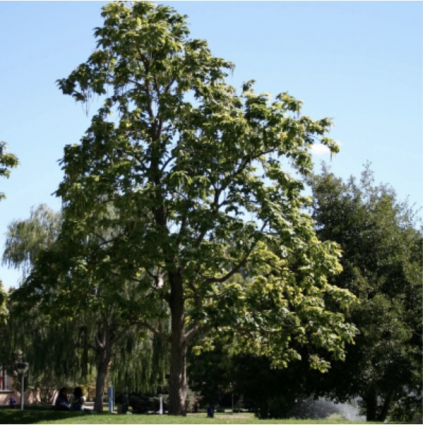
[0,410,382,424]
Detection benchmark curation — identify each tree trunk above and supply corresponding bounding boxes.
[378,389,395,422]
[94,329,113,413]
[168,272,187,416]
[364,389,377,421]
[168,334,187,415]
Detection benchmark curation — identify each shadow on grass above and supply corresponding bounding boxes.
[0,406,88,424]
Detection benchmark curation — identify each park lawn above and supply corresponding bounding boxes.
[0,410,382,424]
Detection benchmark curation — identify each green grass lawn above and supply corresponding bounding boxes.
[0,408,382,424]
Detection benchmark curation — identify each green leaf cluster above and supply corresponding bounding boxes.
[0,141,19,202]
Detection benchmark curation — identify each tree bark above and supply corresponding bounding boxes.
[364,389,377,421]
[94,329,113,413]
[378,389,395,422]
[167,272,187,416]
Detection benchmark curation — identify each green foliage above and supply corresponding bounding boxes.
[0,141,19,325]
[4,205,169,412]
[3,204,62,278]
[56,0,355,356]
[33,1,358,414]
[0,280,8,325]
[1,205,93,384]
[189,347,311,420]
[389,391,422,423]
[111,322,170,394]
[306,164,423,422]
[0,141,19,202]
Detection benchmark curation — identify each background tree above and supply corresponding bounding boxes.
[0,141,19,203]
[187,338,235,408]
[2,204,61,280]
[4,205,168,412]
[56,1,356,415]
[111,319,170,395]
[1,205,95,402]
[0,141,19,324]
[306,164,423,422]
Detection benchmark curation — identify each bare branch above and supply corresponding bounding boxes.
[160,155,175,172]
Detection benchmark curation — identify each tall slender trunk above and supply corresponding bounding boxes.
[364,389,377,422]
[168,272,187,416]
[378,389,395,422]
[94,328,113,413]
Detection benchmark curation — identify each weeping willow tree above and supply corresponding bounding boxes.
[4,289,170,403]
[5,204,170,412]
[1,204,72,394]
[111,319,170,394]
[11,267,169,409]
[2,295,97,399]
[2,204,62,280]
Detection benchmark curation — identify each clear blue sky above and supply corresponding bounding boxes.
[0,1,422,289]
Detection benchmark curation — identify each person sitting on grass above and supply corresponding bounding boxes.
[55,387,70,410]
[70,386,86,411]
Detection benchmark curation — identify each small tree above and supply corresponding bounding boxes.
[56,2,356,415]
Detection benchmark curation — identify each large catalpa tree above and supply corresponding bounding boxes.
[56,2,356,415]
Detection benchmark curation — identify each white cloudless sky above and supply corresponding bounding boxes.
[0,1,422,288]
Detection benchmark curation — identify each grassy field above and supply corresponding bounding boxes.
[0,408,381,424]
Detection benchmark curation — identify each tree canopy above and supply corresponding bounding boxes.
[10,1,358,415]
[306,164,423,422]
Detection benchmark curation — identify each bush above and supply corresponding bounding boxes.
[185,388,202,413]
[389,393,423,424]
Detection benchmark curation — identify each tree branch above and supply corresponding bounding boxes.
[185,323,210,342]
[135,320,170,343]
[204,223,267,284]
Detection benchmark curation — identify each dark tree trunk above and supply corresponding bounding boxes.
[378,390,395,422]
[168,272,187,416]
[94,328,113,413]
[364,389,377,421]
[168,333,187,415]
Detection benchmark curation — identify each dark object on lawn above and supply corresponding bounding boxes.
[207,404,214,418]
[9,397,16,408]
[70,387,86,411]
[55,387,70,411]
[115,392,129,414]
[117,403,128,414]
[128,394,168,414]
